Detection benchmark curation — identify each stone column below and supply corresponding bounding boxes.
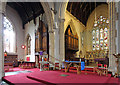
[118,2,120,55]
[108,2,117,74]
[117,2,120,77]
[54,26,60,63]
[48,30,55,67]
[0,1,5,82]
[59,19,65,67]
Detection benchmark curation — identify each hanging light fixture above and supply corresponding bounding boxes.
[94,1,97,27]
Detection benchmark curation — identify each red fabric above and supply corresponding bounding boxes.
[97,64,102,67]
[104,64,107,68]
[26,57,30,61]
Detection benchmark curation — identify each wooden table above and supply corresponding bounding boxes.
[63,61,81,74]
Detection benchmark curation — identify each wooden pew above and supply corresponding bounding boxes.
[4,63,13,71]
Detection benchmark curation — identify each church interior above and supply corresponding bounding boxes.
[0,1,120,84]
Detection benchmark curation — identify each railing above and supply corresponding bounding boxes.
[48,55,63,68]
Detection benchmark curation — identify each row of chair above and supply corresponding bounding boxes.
[4,63,13,71]
[93,64,108,76]
[19,63,35,69]
[43,63,60,71]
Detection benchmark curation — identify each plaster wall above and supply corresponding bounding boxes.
[6,5,24,60]
[24,14,47,62]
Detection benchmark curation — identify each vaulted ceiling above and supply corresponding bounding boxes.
[7,2,44,28]
[67,2,107,26]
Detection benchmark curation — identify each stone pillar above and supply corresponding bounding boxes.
[0,1,5,82]
[59,19,65,67]
[54,26,60,63]
[117,2,120,77]
[118,2,120,54]
[48,30,55,67]
[108,2,117,74]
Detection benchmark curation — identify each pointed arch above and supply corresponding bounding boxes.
[65,19,77,35]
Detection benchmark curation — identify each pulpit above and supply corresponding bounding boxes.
[113,54,120,77]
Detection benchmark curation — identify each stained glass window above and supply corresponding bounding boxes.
[92,30,95,50]
[26,34,31,55]
[100,28,103,50]
[96,29,99,50]
[92,16,109,51]
[3,17,15,53]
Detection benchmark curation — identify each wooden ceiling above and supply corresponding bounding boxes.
[7,2,44,28]
[7,2,107,28]
[67,2,107,26]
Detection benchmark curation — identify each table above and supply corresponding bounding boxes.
[63,61,82,74]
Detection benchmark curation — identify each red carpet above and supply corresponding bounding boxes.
[27,71,114,84]
[3,68,45,85]
[3,67,119,85]
[8,67,40,72]
[3,73,43,85]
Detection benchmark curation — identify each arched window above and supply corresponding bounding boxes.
[92,16,109,51]
[26,34,31,55]
[3,17,15,53]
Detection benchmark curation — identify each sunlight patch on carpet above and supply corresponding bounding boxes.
[5,70,33,76]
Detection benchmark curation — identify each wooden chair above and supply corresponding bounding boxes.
[54,63,59,70]
[103,64,108,76]
[93,64,103,76]
[21,63,26,68]
[28,63,32,68]
[32,63,35,68]
[44,63,49,71]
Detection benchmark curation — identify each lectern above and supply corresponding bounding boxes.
[113,54,120,78]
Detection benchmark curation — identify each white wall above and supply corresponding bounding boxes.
[6,5,24,60]
[24,14,47,62]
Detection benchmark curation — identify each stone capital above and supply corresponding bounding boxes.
[59,18,65,23]
[48,30,54,34]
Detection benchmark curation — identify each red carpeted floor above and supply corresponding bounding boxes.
[5,67,40,72]
[3,67,45,85]
[2,67,120,85]
[27,71,112,84]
